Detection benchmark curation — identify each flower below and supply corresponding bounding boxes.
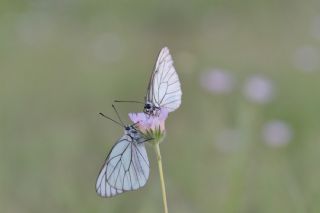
[261,120,293,147]
[200,69,235,95]
[243,75,274,104]
[129,108,168,142]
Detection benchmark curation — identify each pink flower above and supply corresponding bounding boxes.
[243,75,274,104]
[129,108,169,134]
[262,120,293,147]
[200,69,235,95]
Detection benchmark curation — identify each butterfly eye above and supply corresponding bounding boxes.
[145,104,151,109]
[125,126,130,131]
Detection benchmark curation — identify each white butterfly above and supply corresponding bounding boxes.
[115,47,182,116]
[144,47,182,115]
[96,111,150,197]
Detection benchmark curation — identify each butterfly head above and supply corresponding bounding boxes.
[124,126,131,131]
[143,102,153,113]
[144,101,160,115]
[125,125,140,140]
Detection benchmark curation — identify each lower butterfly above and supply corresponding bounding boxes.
[96,105,151,197]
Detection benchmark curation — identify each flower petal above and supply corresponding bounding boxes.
[159,108,169,121]
[129,108,169,135]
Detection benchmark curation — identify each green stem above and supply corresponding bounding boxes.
[154,143,168,213]
[225,102,257,213]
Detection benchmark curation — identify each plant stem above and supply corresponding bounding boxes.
[154,143,168,213]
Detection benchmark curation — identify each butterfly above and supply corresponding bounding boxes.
[116,47,182,116]
[96,106,151,197]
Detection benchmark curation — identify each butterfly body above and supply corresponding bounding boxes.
[143,101,161,116]
[124,125,140,141]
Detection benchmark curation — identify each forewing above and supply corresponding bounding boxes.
[147,47,182,112]
[96,135,150,197]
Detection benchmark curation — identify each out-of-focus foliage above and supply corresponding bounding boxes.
[1,0,320,212]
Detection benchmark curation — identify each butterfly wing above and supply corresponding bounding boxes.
[96,134,150,197]
[96,166,123,197]
[146,47,182,112]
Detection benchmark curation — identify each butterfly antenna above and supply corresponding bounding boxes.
[132,121,140,126]
[114,100,144,104]
[111,104,125,126]
[99,113,123,127]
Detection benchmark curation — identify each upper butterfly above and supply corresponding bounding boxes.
[144,47,182,116]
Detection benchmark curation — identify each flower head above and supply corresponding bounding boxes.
[200,69,235,95]
[261,120,293,147]
[129,108,168,143]
[243,75,274,104]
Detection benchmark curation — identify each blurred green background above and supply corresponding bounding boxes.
[1,0,320,212]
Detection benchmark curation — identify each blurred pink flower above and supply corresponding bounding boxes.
[200,69,234,94]
[243,75,274,104]
[293,46,320,73]
[129,109,169,134]
[262,120,293,147]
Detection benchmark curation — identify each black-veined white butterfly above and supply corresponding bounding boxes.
[96,106,151,197]
[116,47,182,116]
